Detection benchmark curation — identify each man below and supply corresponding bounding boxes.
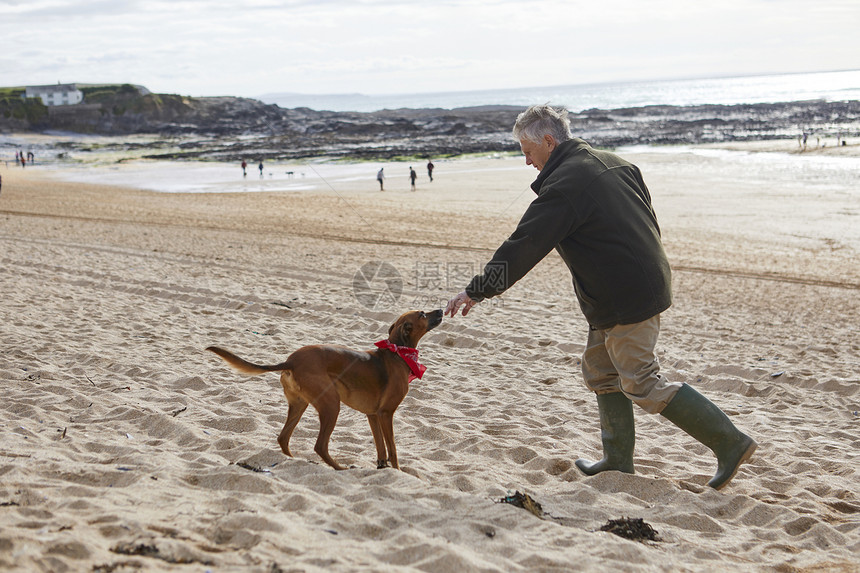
[445,104,757,490]
[377,167,385,191]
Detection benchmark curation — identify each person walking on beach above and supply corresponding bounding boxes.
[377,167,385,191]
[445,104,757,490]
[427,159,434,182]
[409,166,417,191]
[241,160,247,177]
[258,161,264,178]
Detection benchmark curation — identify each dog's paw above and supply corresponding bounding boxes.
[376,459,391,469]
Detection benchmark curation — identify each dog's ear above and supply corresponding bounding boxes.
[390,321,413,346]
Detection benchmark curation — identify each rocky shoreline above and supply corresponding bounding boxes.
[4,94,860,161]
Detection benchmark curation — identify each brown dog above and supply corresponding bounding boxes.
[207,309,442,470]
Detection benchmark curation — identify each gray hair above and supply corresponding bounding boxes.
[512,104,572,144]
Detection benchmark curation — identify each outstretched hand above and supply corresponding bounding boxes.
[445,291,477,317]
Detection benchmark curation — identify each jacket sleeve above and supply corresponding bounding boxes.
[465,187,578,301]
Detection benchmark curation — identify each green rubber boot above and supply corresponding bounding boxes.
[660,383,757,490]
[575,392,635,475]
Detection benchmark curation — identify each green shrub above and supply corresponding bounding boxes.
[81,85,120,97]
[0,96,45,123]
[0,87,25,98]
[84,90,117,103]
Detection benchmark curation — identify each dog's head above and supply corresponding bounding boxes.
[388,309,443,347]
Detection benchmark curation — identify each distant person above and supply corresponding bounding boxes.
[27,151,34,163]
[427,159,434,182]
[377,167,385,191]
[409,166,417,191]
[241,160,247,177]
[258,161,264,178]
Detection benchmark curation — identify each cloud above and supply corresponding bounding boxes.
[1,0,858,97]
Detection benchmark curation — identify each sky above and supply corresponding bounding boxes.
[1,0,859,99]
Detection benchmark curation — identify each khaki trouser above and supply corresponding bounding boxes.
[581,315,682,414]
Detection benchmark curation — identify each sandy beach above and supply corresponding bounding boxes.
[0,142,858,572]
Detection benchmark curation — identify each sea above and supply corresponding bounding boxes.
[6,69,859,196]
[258,69,860,113]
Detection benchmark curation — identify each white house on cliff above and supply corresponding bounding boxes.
[25,83,84,106]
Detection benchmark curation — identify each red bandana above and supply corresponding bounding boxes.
[374,340,426,383]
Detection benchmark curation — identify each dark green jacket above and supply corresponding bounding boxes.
[465,138,672,329]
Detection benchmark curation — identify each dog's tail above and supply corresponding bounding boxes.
[206,346,289,375]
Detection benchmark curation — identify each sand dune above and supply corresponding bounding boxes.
[1,146,858,572]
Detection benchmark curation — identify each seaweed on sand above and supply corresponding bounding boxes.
[497,491,545,519]
[600,517,661,543]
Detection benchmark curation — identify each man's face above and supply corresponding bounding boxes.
[519,135,557,171]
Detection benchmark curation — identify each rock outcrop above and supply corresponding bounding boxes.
[2,84,858,160]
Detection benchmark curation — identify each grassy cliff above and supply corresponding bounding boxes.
[0,87,48,126]
[0,84,282,135]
